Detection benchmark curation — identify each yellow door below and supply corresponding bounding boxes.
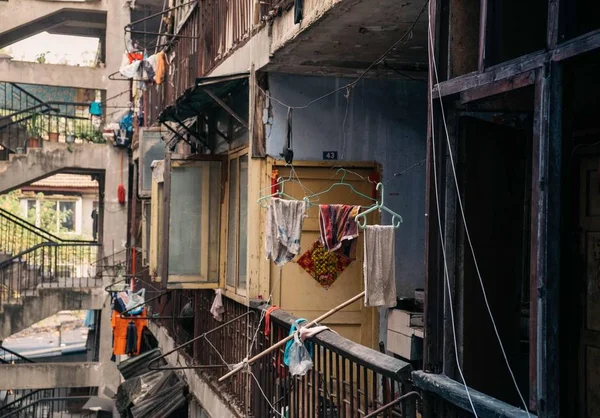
[271,164,379,349]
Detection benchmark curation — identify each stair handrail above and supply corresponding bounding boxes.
[0,241,100,270]
[0,345,36,364]
[0,395,91,418]
[8,84,54,113]
[0,390,44,414]
[0,207,97,244]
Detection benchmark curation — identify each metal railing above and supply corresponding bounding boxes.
[0,387,97,418]
[0,208,100,308]
[146,0,260,125]
[140,285,417,417]
[0,82,102,153]
[0,345,36,365]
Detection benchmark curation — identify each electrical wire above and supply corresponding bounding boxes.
[427,16,478,418]
[428,15,531,417]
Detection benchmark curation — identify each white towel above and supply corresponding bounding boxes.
[266,198,307,267]
[210,289,224,322]
[363,225,397,307]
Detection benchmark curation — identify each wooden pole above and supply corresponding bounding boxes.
[218,291,366,382]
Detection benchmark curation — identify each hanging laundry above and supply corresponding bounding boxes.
[294,0,304,24]
[363,225,397,307]
[210,289,225,322]
[125,321,138,355]
[297,239,353,289]
[264,306,279,337]
[111,309,147,356]
[319,204,361,257]
[84,310,95,329]
[89,101,103,116]
[153,51,166,85]
[120,60,142,79]
[265,198,307,266]
[142,60,155,81]
[127,52,143,64]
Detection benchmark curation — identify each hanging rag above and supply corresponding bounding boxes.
[298,325,331,340]
[141,59,155,81]
[83,310,95,329]
[266,198,307,266]
[283,319,313,366]
[319,204,361,257]
[89,101,103,116]
[210,289,225,322]
[363,225,397,307]
[264,306,279,337]
[120,60,142,79]
[153,51,166,85]
[125,321,138,355]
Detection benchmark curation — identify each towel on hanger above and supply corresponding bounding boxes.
[319,204,361,257]
[266,198,307,266]
[363,225,397,307]
[210,289,224,322]
[125,321,138,355]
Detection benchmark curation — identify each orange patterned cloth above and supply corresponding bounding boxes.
[296,240,354,289]
[111,309,147,356]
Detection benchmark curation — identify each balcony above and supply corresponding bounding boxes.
[139,282,419,417]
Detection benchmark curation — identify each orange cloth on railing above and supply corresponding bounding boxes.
[111,309,147,356]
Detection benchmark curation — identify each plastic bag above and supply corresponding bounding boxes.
[288,333,313,376]
[126,288,145,315]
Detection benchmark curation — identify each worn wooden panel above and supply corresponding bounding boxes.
[273,165,378,349]
[588,346,600,417]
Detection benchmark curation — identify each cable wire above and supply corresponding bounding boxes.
[428,15,531,417]
[427,16,478,418]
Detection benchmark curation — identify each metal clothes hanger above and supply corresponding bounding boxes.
[303,168,377,208]
[256,164,311,208]
[354,182,403,229]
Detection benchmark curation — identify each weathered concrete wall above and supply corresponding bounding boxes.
[0,59,107,90]
[0,0,130,109]
[148,322,241,418]
[0,362,102,390]
[267,73,427,298]
[0,286,104,340]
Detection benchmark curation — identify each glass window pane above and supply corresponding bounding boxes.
[238,155,248,290]
[226,158,238,287]
[169,165,203,276]
[208,162,222,283]
[58,201,75,232]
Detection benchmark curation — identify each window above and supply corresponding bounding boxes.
[158,154,224,288]
[225,150,248,294]
[58,201,75,232]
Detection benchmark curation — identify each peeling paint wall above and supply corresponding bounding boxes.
[266,73,427,298]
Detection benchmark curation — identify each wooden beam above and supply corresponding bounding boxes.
[201,87,249,130]
[160,152,171,289]
[547,0,560,49]
[531,63,562,417]
[434,28,600,98]
[251,67,267,158]
[460,71,536,103]
[412,371,535,418]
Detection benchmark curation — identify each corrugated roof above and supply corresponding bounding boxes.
[29,174,98,189]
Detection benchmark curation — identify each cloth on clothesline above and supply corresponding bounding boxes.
[210,289,224,322]
[89,102,103,116]
[298,325,330,340]
[125,321,138,355]
[111,309,147,356]
[264,306,279,337]
[142,60,155,81]
[266,198,307,266]
[296,240,353,289]
[319,204,360,258]
[146,51,166,85]
[120,60,142,79]
[363,225,397,307]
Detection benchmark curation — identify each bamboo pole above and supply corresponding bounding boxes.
[218,291,366,382]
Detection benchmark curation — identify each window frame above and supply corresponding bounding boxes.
[223,147,249,296]
[160,152,227,289]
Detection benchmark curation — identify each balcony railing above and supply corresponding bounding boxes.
[140,283,418,417]
[146,0,266,125]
